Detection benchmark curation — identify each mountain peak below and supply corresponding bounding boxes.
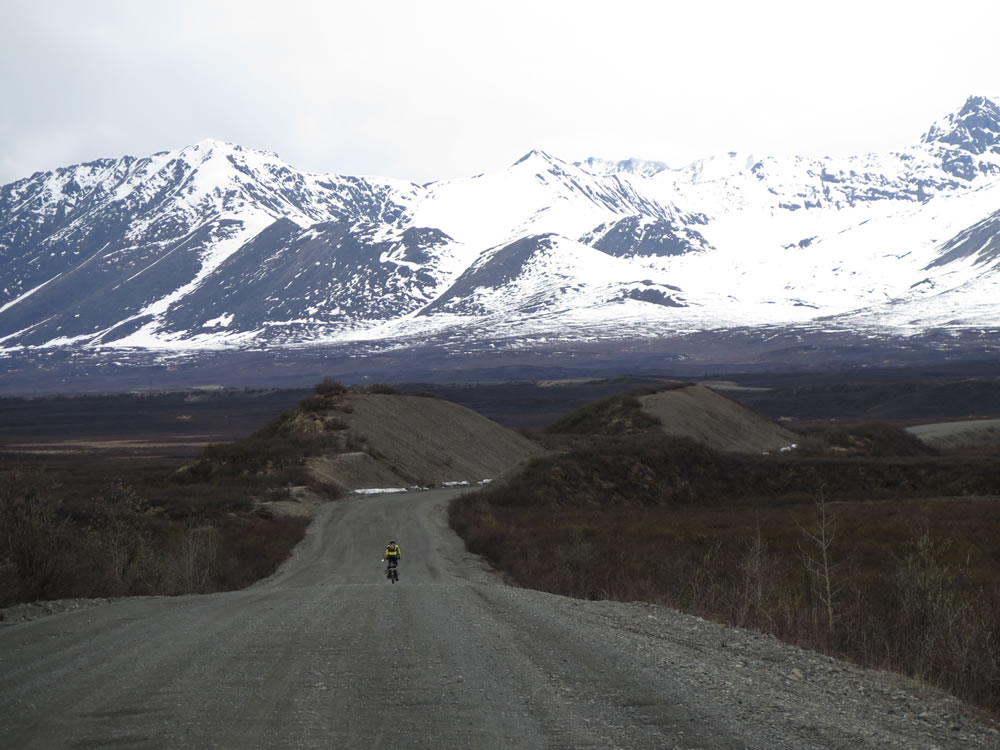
[185,137,231,154]
[180,138,284,163]
[511,149,563,168]
[576,156,670,178]
[921,95,1000,155]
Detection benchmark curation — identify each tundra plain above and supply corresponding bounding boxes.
[2,367,1000,743]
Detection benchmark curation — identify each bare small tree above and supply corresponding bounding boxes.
[0,465,69,601]
[738,525,773,628]
[798,483,841,634]
[176,526,218,592]
[90,481,151,592]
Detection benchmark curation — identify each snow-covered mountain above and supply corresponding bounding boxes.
[2,95,1000,368]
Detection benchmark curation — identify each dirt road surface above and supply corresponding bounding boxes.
[1,489,995,749]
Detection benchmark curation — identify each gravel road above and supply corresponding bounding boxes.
[1,488,996,749]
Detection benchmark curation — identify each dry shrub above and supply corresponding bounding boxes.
[802,421,939,458]
[0,466,77,603]
[181,438,310,487]
[449,435,1000,715]
[546,396,662,435]
[87,480,159,594]
[367,383,400,395]
[299,394,332,412]
[211,515,306,589]
[314,378,347,396]
[0,383,345,609]
[0,461,311,607]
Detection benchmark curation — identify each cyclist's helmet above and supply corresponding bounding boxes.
[389,540,396,545]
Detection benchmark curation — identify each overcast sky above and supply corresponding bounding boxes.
[2,0,999,185]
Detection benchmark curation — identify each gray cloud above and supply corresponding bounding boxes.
[2,0,999,185]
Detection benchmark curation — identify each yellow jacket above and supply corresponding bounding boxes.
[384,543,401,559]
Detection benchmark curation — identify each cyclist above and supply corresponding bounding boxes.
[384,539,401,573]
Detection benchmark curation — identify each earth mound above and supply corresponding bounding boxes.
[907,417,1000,450]
[307,393,543,490]
[640,384,799,454]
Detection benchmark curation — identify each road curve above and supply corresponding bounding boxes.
[1,488,995,749]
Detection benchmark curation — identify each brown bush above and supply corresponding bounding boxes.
[299,394,332,413]
[314,378,347,396]
[546,395,662,435]
[0,466,78,603]
[449,435,1000,715]
[367,383,400,395]
[801,421,939,458]
[1,438,317,607]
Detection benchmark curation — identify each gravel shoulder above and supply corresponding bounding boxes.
[2,488,996,749]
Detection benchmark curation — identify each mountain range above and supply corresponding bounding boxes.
[2,95,1000,388]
